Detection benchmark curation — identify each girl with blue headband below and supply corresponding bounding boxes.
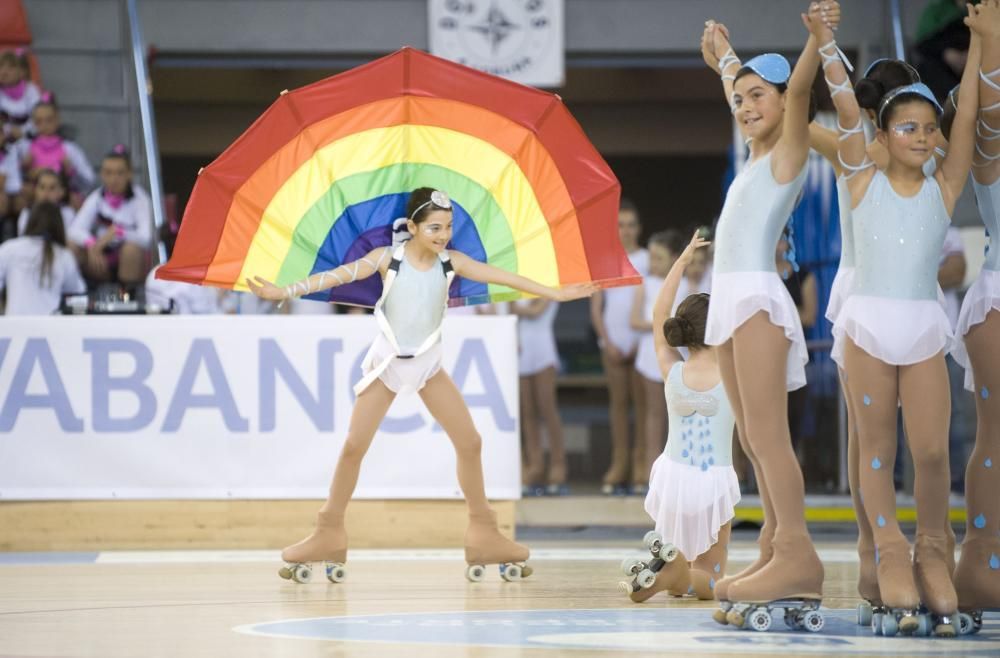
[947,0,1000,637]
[821,0,984,638]
[698,1,834,633]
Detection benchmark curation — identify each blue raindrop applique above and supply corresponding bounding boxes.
[863,395,872,406]
[871,457,881,470]
[983,387,991,400]
[974,514,987,529]
[709,578,715,589]
[714,563,721,573]
[990,554,1000,570]
[987,458,994,468]
[877,515,886,528]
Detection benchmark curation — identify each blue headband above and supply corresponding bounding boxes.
[738,53,791,86]
[877,82,943,128]
[862,57,921,83]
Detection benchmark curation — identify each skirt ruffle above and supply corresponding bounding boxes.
[705,271,808,391]
[951,269,1000,391]
[832,295,954,368]
[825,266,855,324]
[644,454,740,560]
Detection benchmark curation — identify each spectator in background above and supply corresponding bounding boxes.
[69,145,151,289]
[0,201,84,315]
[0,120,20,228]
[939,226,974,493]
[590,198,649,495]
[144,217,220,314]
[17,168,74,235]
[776,229,818,471]
[0,48,42,143]
[14,95,95,204]
[913,0,977,101]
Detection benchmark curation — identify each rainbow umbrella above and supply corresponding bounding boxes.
[157,47,638,307]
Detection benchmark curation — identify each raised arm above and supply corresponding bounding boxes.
[702,21,740,110]
[810,2,873,205]
[652,232,710,377]
[972,0,1000,185]
[449,251,598,302]
[809,122,844,176]
[246,246,390,302]
[939,5,983,209]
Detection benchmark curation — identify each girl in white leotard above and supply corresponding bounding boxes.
[590,198,650,494]
[631,230,685,489]
[247,187,598,583]
[620,231,740,604]
[822,2,985,635]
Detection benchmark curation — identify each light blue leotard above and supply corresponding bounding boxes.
[664,362,735,471]
[973,179,1000,272]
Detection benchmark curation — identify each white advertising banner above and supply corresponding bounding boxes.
[429,0,565,87]
[0,315,520,500]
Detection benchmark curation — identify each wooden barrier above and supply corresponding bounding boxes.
[0,500,515,551]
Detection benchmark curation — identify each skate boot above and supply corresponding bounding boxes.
[870,542,922,636]
[712,528,774,625]
[689,568,721,600]
[855,541,885,626]
[912,534,959,637]
[724,535,825,633]
[618,531,687,602]
[464,510,532,582]
[953,536,1000,635]
[277,510,348,584]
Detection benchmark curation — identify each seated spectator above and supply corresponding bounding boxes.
[13,94,96,203]
[0,48,42,144]
[145,220,220,313]
[68,145,151,289]
[17,168,74,235]
[0,118,21,225]
[0,201,85,315]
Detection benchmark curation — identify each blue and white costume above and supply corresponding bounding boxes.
[644,361,740,559]
[706,151,809,390]
[826,176,855,323]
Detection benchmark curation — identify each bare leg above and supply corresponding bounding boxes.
[844,339,920,612]
[955,310,1000,611]
[602,353,634,488]
[419,370,529,567]
[629,362,648,488]
[282,379,397,563]
[641,373,667,486]
[117,242,146,285]
[520,374,545,488]
[533,366,568,487]
[691,522,733,599]
[727,313,823,603]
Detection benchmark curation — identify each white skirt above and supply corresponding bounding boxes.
[360,333,443,395]
[644,454,740,560]
[705,271,809,391]
[951,269,1000,392]
[825,266,855,324]
[832,295,954,368]
[634,333,663,382]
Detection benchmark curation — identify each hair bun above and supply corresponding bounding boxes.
[664,315,693,348]
[855,78,886,111]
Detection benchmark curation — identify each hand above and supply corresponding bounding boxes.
[246,275,287,301]
[678,230,711,268]
[701,22,720,72]
[86,245,108,278]
[966,1,1000,38]
[553,282,600,302]
[802,1,839,40]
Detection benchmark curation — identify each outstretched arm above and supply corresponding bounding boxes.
[449,251,599,302]
[652,232,711,377]
[246,246,390,302]
[939,4,984,209]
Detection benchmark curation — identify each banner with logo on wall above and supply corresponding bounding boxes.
[429,0,565,87]
[0,315,519,500]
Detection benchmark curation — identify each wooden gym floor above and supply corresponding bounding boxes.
[1,535,997,657]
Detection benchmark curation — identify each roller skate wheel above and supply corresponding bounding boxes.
[957,612,975,635]
[637,569,657,589]
[748,608,772,632]
[801,610,824,632]
[642,531,663,552]
[291,563,312,584]
[658,544,680,562]
[871,612,883,636]
[325,563,347,583]
[898,613,920,635]
[500,563,522,582]
[857,602,872,626]
[520,564,533,578]
[278,566,292,580]
[880,614,898,637]
[621,557,645,576]
[726,610,745,628]
[465,564,485,582]
[712,608,730,625]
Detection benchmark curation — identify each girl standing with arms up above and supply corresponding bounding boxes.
[699,2,830,630]
[248,188,596,582]
[619,232,739,604]
[823,0,983,636]
[950,0,1000,635]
